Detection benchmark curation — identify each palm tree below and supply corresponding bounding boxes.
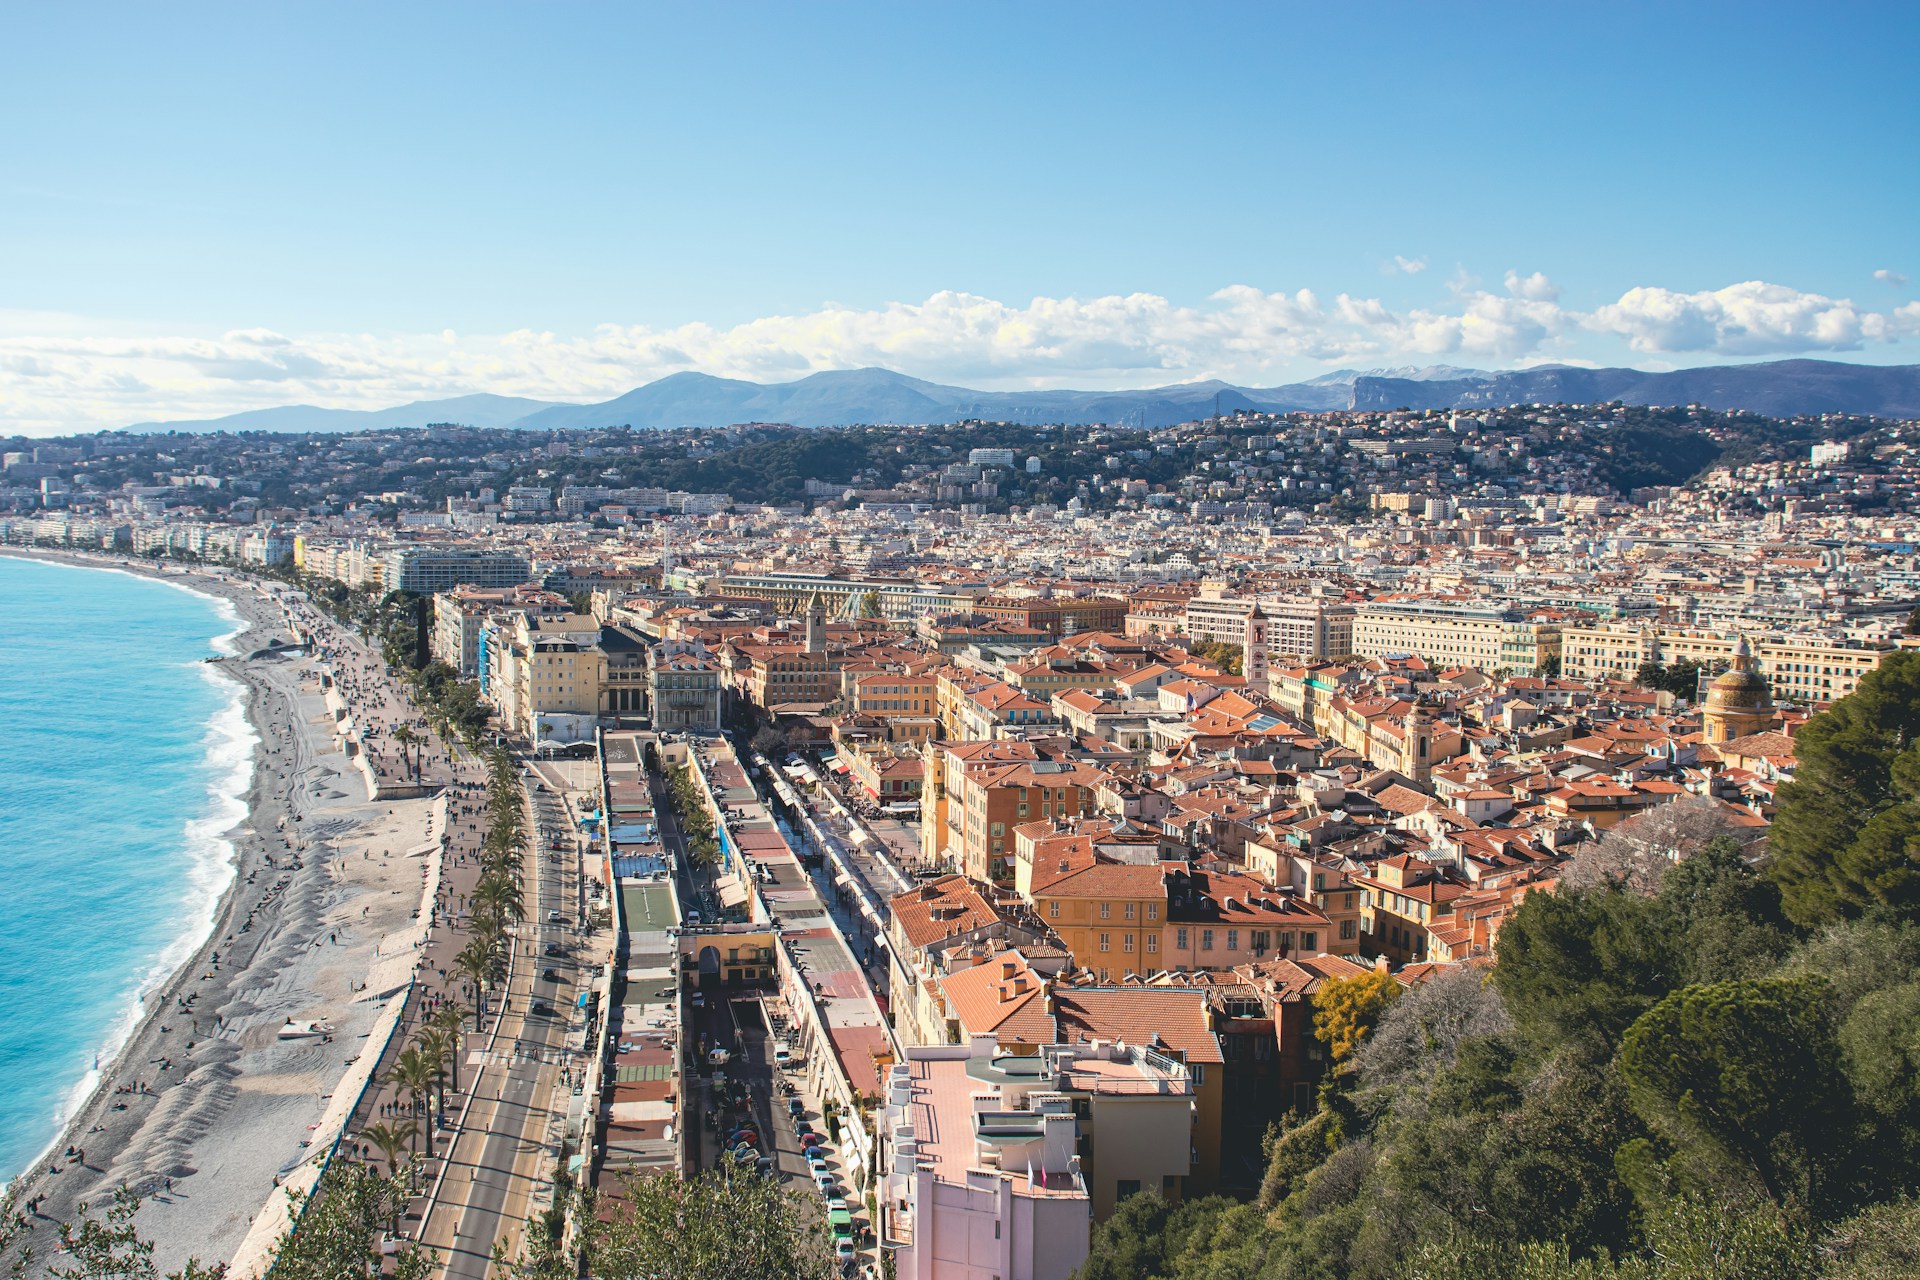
[416,1026,453,1131]
[473,872,526,926]
[394,724,418,780]
[361,1119,416,1183]
[389,1046,437,1160]
[430,1003,468,1094]
[455,944,493,1028]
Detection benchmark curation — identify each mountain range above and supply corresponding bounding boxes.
[124,359,1920,435]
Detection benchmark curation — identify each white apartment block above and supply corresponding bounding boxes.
[1351,601,1560,674]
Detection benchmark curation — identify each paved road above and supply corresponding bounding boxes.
[420,767,581,1279]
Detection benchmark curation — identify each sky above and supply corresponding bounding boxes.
[1,1,1917,435]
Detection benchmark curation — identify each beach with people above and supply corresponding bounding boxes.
[0,549,444,1275]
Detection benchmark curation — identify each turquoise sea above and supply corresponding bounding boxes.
[0,556,253,1183]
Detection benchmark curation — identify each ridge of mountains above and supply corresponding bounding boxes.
[123,359,1920,435]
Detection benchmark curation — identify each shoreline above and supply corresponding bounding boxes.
[0,550,260,1189]
[27,594,260,1191]
[0,548,436,1275]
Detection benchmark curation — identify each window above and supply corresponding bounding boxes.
[1302,931,1317,952]
[1201,929,1215,951]
[1176,927,1189,950]
[1340,918,1357,940]
[1122,934,1134,952]
[1145,934,1158,953]
[1226,928,1239,951]
[1124,902,1136,920]
[1116,1179,1142,1200]
[1099,933,1111,952]
[1146,904,1159,921]
[1048,901,1060,919]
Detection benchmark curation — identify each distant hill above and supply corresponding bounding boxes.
[123,360,1920,434]
[1347,359,1920,419]
[124,392,566,434]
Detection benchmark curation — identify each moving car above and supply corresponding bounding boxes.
[530,1000,554,1016]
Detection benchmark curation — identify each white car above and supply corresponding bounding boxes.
[812,1168,835,1194]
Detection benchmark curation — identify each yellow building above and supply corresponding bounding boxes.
[1561,622,1884,705]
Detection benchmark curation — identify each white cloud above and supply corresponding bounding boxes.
[1503,270,1561,302]
[1,277,1915,435]
[1390,255,1427,275]
[1587,281,1899,356]
[1875,268,1909,287]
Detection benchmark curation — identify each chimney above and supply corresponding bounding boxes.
[1001,960,1016,980]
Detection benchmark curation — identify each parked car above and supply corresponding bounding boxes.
[812,1168,835,1194]
[835,1238,857,1265]
[546,910,564,923]
[788,1097,806,1117]
[530,1000,554,1016]
[541,968,559,981]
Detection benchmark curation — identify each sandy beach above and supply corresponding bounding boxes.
[0,550,436,1276]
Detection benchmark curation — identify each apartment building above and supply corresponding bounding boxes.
[1185,593,1356,665]
[1350,600,1560,673]
[881,1033,1209,1278]
[880,1042,1092,1280]
[429,583,565,676]
[383,545,532,594]
[1027,862,1167,980]
[484,611,603,743]
[647,640,722,732]
[927,746,1108,886]
[1559,622,1886,703]
[975,595,1128,638]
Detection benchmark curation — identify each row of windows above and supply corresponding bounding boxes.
[1170,926,1320,952]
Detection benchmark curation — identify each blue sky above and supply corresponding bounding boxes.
[1,1,1916,432]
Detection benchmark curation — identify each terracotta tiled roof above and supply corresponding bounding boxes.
[1054,987,1224,1064]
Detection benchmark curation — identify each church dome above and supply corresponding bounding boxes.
[1701,637,1774,741]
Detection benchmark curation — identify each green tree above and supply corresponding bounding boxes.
[1616,976,1846,1214]
[1313,969,1401,1068]
[1493,883,1676,1054]
[584,1169,835,1280]
[1767,650,1920,926]
[271,1161,433,1280]
[27,1185,227,1280]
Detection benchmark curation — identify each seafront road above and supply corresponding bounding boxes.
[418,764,580,1279]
